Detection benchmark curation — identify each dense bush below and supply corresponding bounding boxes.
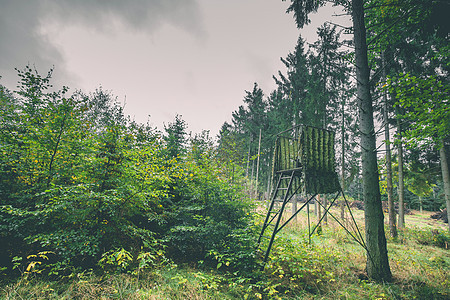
[0,67,256,278]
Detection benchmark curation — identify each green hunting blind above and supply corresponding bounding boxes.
[257,125,366,266]
[272,125,340,195]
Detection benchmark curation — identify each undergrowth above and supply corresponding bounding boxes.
[1,224,449,299]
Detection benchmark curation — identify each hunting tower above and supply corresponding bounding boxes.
[257,125,364,264]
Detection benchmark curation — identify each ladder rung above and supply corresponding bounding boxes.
[281,176,292,180]
[278,187,288,190]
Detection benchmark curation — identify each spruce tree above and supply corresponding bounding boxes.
[282,0,392,281]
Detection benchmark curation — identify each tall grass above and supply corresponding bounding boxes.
[2,208,449,299]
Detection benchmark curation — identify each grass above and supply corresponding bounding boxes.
[1,205,449,300]
[404,210,447,230]
[1,267,236,300]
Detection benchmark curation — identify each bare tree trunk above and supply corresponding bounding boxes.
[246,136,251,177]
[341,97,346,220]
[251,159,255,197]
[439,143,450,232]
[382,52,397,238]
[317,194,322,231]
[291,196,298,223]
[352,0,391,282]
[255,128,262,196]
[396,109,405,228]
[314,199,318,216]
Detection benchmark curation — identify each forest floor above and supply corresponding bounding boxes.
[403,210,447,231]
[1,204,449,299]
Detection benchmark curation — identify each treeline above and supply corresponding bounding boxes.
[218,24,358,199]
[219,1,449,232]
[0,67,256,277]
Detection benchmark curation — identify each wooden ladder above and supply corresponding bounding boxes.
[257,170,296,264]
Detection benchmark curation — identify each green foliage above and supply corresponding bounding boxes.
[283,0,329,29]
[2,220,449,299]
[163,114,188,158]
[265,235,341,295]
[163,146,255,263]
[98,248,164,274]
[0,66,256,279]
[7,251,60,281]
[387,73,449,148]
[205,225,259,276]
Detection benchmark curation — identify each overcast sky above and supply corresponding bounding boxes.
[0,0,348,136]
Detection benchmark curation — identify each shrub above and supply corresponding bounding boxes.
[0,68,256,280]
[400,227,450,249]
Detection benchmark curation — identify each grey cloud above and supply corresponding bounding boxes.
[0,0,205,89]
[46,0,206,36]
[0,1,61,82]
